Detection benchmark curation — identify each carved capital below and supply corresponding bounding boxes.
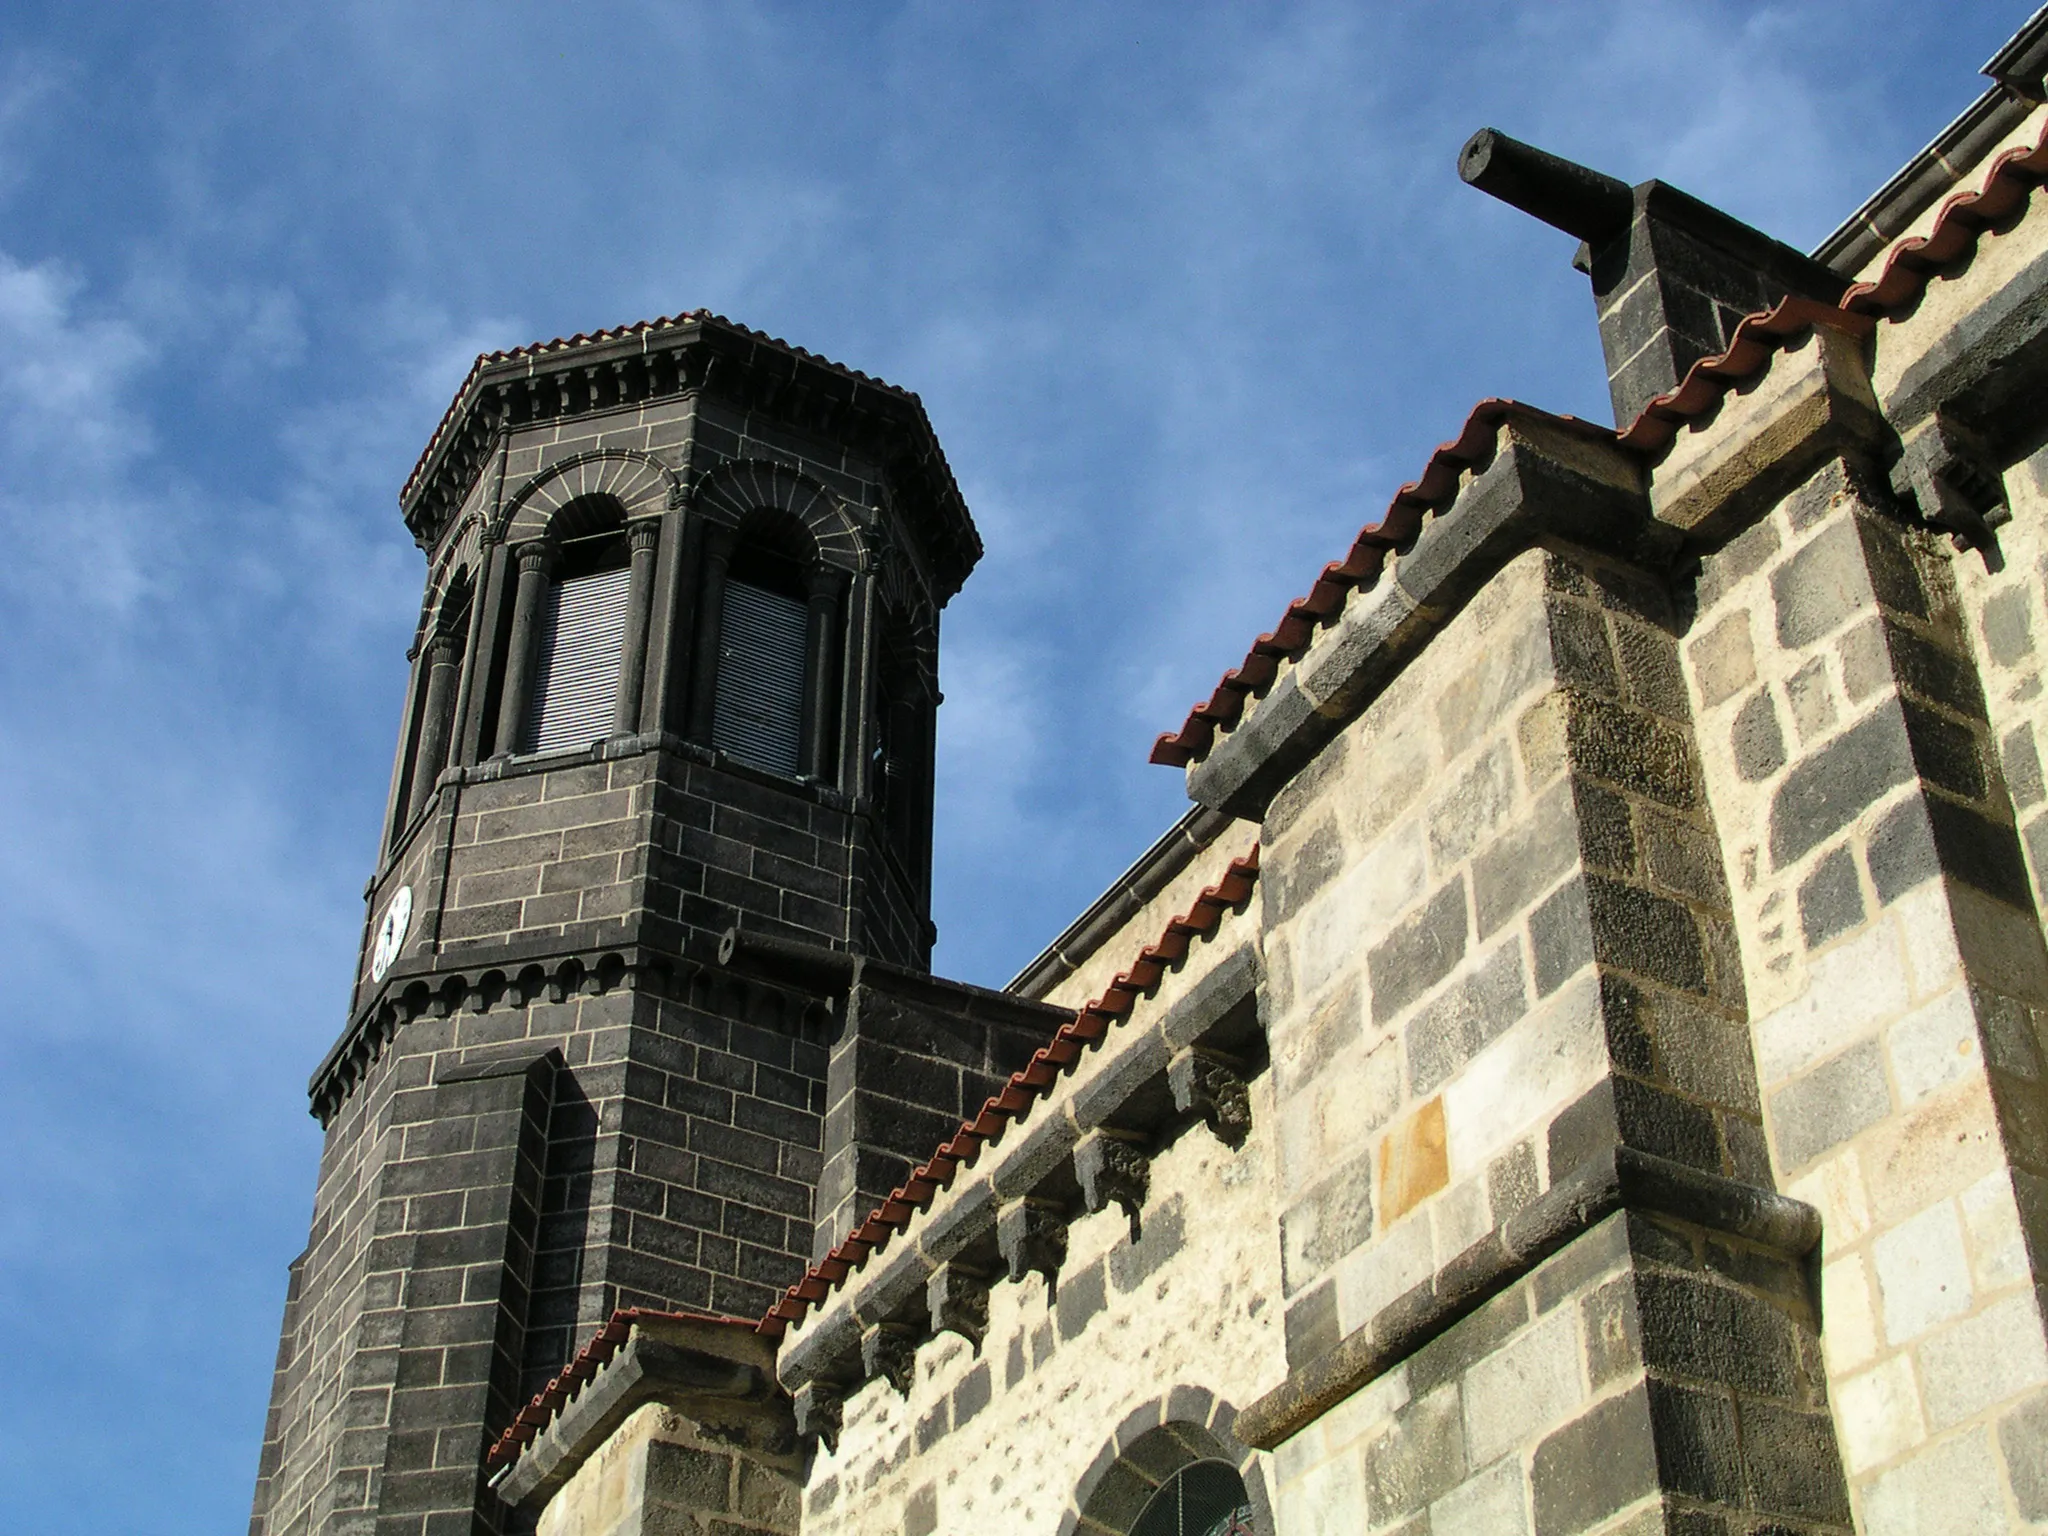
[513,539,560,576]
[667,454,699,510]
[1075,1130,1151,1241]
[1170,1048,1252,1149]
[927,1262,992,1353]
[998,1198,1068,1300]
[626,516,663,553]
[805,562,843,603]
[861,1323,920,1396]
[792,1381,844,1449]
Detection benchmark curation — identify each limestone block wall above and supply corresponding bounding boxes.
[1677,451,2048,1530]
[535,1403,799,1536]
[798,1031,1285,1536]
[1269,1206,1845,1536]
[1259,538,1758,1374]
[769,879,1286,1536]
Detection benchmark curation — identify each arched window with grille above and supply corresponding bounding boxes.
[1071,1403,1270,1536]
[696,511,838,782]
[712,545,809,776]
[517,499,632,755]
[1130,1461,1257,1536]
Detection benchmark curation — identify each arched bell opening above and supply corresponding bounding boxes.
[690,506,846,784]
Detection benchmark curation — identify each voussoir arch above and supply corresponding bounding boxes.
[1062,1391,1272,1536]
[497,449,678,545]
[415,513,483,648]
[693,458,864,573]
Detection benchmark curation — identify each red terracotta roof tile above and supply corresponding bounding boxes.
[1150,400,1614,767]
[484,1307,757,1471]
[1155,114,2048,771]
[1613,298,1875,455]
[754,846,1260,1346]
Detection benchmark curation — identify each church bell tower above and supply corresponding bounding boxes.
[248,312,995,1535]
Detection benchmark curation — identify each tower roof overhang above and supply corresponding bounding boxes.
[399,309,982,604]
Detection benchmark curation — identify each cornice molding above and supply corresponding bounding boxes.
[401,315,980,603]
[308,937,830,1125]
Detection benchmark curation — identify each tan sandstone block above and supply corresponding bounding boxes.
[1821,1251,1882,1374]
[1860,1076,2005,1227]
[1789,1146,1874,1245]
[1379,1097,1449,1227]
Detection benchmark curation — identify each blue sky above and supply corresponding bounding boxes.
[0,2,2028,1529]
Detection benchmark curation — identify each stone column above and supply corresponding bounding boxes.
[612,517,662,737]
[494,539,558,756]
[640,501,694,737]
[800,565,842,781]
[447,534,500,769]
[379,642,430,852]
[838,565,877,796]
[405,628,463,824]
[455,536,511,764]
[685,527,735,744]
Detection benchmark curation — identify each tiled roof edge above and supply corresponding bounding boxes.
[1813,84,2033,274]
[485,1307,757,1472]
[399,309,918,511]
[1149,400,1614,768]
[758,846,1261,1341]
[1153,114,2048,772]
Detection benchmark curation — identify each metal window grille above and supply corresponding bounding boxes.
[522,565,632,754]
[712,577,808,777]
[1129,1461,1256,1536]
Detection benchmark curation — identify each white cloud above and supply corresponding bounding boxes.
[0,251,157,608]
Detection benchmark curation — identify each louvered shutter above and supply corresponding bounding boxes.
[713,578,808,777]
[522,565,632,753]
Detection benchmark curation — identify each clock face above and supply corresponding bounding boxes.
[370,885,414,983]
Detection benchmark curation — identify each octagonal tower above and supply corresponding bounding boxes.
[250,313,991,1536]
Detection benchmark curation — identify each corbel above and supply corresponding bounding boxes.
[997,1198,1068,1300]
[1893,411,2011,550]
[1169,1047,1252,1149]
[1074,1130,1151,1241]
[860,1322,921,1396]
[792,1381,844,1450]
[926,1262,993,1354]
